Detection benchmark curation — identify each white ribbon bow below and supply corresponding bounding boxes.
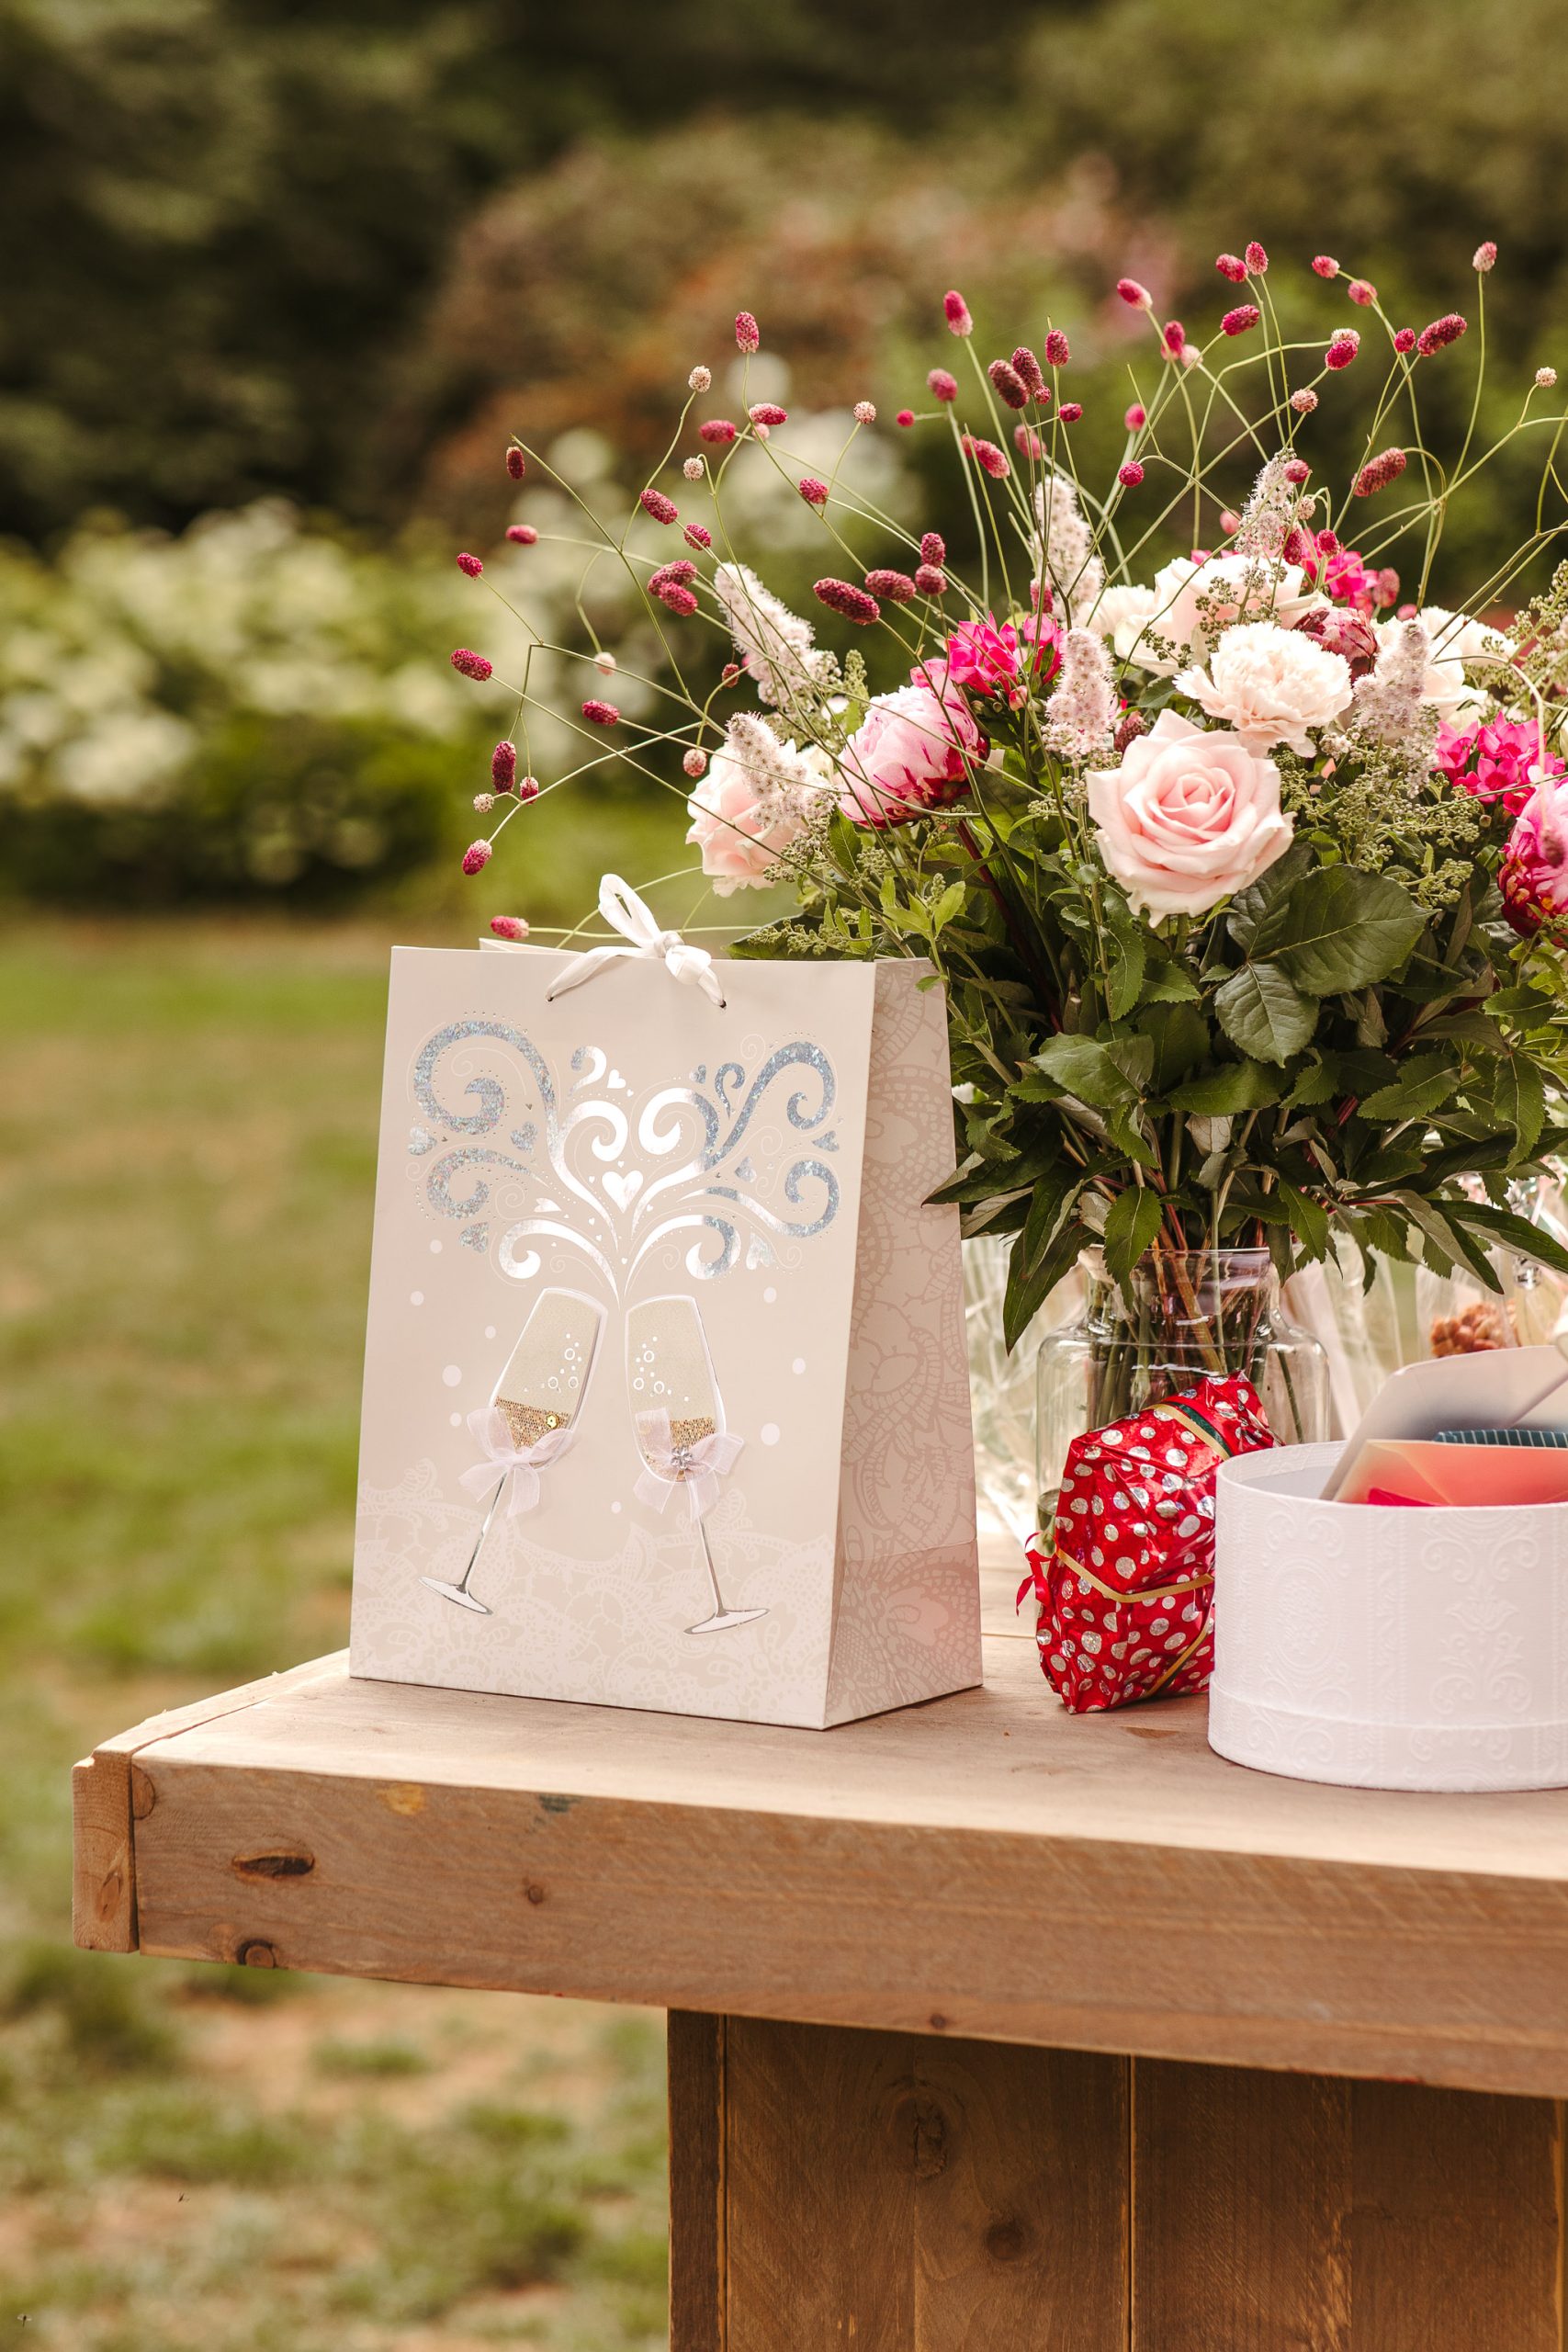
[633,1408,745,1523]
[545,874,727,1007]
[460,1405,575,1518]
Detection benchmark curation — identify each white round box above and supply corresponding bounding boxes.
[1209,1442,1568,1792]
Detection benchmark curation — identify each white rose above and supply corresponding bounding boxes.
[1144,553,1326,672]
[1088,584,1162,666]
[1376,605,1516,722]
[1175,621,1353,756]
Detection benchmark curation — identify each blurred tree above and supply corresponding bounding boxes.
[0,0,1056,543]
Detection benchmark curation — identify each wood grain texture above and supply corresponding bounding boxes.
[693,2025,1566,2352]
[1134,2059,1351,2350]
[1348,2082,1562,2351]
[85,1642,1568,2096]
[722,2020,1127,2351]
[71,1652,348,1952]
[669,2011,726,2352]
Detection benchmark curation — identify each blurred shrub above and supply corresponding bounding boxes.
[400,116,1143,533]
[0,503,483,902]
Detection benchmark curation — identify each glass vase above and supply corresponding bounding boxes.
[1035,1246,1329,1521]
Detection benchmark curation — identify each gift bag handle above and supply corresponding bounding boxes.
[545,875,727,1008]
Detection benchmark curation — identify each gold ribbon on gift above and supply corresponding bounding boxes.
[1034,1385,1256,1701]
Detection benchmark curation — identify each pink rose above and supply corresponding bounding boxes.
[1502,769,1568,934]
[944,613,1059,705]
[685,729,829,893]
[1435,718,1562,819]
[1085,707,1294,919]
[839,671,986,827]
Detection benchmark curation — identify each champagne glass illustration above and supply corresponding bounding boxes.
[422,1287,604,1614]
[626,1294,763,1634]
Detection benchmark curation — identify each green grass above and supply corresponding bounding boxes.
[0,869,710,2349]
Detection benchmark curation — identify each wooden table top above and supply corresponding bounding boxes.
[73,1634,1568,2098]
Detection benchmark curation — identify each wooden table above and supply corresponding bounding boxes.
[73,1632,1568,2349]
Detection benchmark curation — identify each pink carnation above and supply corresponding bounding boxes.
[839,670,985,827]
[1320,545,1382,612]
[1503,771,1568,933]
[943,613,1060,705]
[1436,718,1563,818]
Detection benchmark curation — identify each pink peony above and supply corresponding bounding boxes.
[1502,771,1568,933]
[1435,718,1564,818]
[839,671,985,828]
[943,613,1060,704]
[1086,708,1293,919]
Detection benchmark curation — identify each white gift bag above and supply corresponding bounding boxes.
[348,892,980,1727]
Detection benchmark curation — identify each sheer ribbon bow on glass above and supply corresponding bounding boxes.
[633,1408,745,1523]
[460,1405,578,1517]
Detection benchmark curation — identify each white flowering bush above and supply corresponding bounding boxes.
[0,503,488,899]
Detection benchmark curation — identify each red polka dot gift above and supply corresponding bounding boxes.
[1020,1377,1275,1714]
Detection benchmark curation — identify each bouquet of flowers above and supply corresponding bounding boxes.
[446,245,1568,1414]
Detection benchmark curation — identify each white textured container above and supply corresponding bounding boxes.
[1210,1442,1568,1792]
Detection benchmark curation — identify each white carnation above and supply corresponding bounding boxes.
[1175,622,1353,756]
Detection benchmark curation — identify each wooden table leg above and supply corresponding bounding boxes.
[669,2015,1566,2351]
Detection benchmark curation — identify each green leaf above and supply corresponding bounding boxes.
[1002,1217,1088,1351]
[1276,1182,1331,1260]
[1102,1185,1167,1285]
[1167,1060,1286,1114]
[1357,1053,1461,1124]
[1139,1001,1209,1092]
[1254,868,1426,996]
[929,879,967,933]
[1103,904,1147,1020]
[1452,1201,1568,1283]
[1139,958,1202,1002]
[1028,1032,1150,1109]
[1492,1056,1547,1159]
[1225,839,1314,948]
[1213,964,1318,1063]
